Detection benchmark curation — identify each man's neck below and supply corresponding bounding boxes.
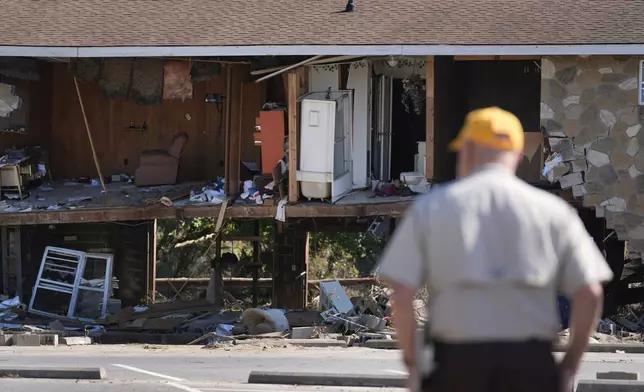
[467,162,515,176]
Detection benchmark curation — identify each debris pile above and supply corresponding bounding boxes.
[0,274,399,347]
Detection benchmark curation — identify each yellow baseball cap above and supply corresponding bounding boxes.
[449,107,524,152]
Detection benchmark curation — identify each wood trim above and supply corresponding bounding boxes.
[499,55,542,60]
[228,75,243,196]
[425,56,435,180]
[148,219,157,304]
[0,200,413,225]
[287,70,300,203]
[224,65,234,194]
[454,55,496,61]
[454,55,541,61]
[0,186,576,224]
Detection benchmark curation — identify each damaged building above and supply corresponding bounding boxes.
[0,0,642,342]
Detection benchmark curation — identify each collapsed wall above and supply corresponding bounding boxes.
[541,55,644,255]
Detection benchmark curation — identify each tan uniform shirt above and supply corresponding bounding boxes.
[376,164,613,343]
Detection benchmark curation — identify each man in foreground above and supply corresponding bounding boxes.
[376,107,613,392]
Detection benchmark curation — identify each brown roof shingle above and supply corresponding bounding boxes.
[2,0,644,47]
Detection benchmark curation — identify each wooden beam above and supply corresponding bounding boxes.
[453,55,496,61]
[287,70,300,203]
[498,55,542,61]
[252,221,261,307]
[221,235,262,242]
[224,65,234,195]
[155,276,380,290]
[454,55,541,61]
[148,219,157,303]
[228,75,243,196]
[74,77,107,194]
[425,56,435,180]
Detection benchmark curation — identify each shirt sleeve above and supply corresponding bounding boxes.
[375,204,426,290]
[557,209,614,297]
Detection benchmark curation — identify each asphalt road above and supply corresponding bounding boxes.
[0,344,642,391]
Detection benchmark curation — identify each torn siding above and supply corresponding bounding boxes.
[541,55,644,253]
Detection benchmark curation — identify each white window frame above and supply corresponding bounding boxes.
[639,60,644,106]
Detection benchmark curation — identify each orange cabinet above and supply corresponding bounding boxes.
[254,110,287,175]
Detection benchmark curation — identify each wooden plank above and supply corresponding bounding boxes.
[454,55,540,61]
[227,74,243,196]
[155,276,380,290]
[287,70,300,203]
[51,63,231,182]
[221,235,262,242]
[498,55,542,61]
[0,200,415,224]
[425,56,435,180]
[454,55,496,61]
[148,219,157,304]
[224,65,234,195]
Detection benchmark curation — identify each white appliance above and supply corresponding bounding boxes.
[414,141,427,177]
[297,91,353,202]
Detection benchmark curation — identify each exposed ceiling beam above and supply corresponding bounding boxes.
[254,55,324,83]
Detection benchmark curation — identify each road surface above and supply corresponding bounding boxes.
[0,344,642,391]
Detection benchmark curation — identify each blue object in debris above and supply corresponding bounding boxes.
[557,295,571,330]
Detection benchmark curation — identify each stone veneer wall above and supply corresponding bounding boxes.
[541,55,644,255]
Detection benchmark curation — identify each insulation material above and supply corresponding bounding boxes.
[0,83,22,117]
[163,61,193,101]
[69,59,101,84]
[100,59,133,100]
[131,59,164,105]
[0,58,40,81]
[190,61,221,83]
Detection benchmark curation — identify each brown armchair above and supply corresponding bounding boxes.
[134,132,188,186]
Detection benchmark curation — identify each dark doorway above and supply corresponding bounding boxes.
[434,58,541,182]
[390,79,426,181]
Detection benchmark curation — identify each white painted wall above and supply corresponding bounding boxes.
[309,66,338,92]
[347,62,370,188]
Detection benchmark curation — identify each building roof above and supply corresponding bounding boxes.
[2,0,643,48]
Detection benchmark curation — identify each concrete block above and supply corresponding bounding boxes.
[0,334,11,346]
[290,327,315,340]
[248,371,405,388]
[363,339,399,349]
[13,334,41,346]
[577,380,644,391]
[0,367,105,380]
[287,339,346,348]
[42,335,59,346]
[597,372,639,380]
[61,337,92,346]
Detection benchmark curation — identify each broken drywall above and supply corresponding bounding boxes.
[0,83,22,118]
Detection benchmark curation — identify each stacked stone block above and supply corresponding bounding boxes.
[541,55,644,253]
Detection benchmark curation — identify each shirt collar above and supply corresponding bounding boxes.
[468,163,515,177]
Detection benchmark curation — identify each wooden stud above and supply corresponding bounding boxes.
[454,55,496,61]
[148,219,157,304]
[425,56,435,180]
[252,220,260,307]
[454,55,541,61]
[74,77,107,194]
[224,65,234,195]
[498,55,542,61]
[287,70,300,203]
[228,75,243,196]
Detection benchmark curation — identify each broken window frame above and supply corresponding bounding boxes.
[28,246,114,322]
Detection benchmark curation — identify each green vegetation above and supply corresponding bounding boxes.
[156,218,385,281]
